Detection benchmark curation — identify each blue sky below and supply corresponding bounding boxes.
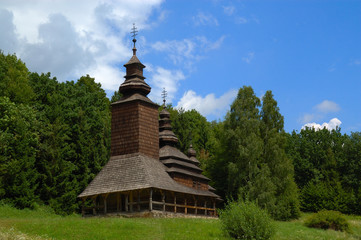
[1,0,360,133]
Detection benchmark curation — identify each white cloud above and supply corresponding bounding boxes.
[300,100,341,126]
[85,64,124,92]
[147,67,185,104]
[314,100,340,113]
[152,39,197,65]
[242,52,254,63]
[21,13,94,81]
[151,36,225,69]
[302,118,342,131]
[196,36,226,51]
[0,0,164,93]
[192,12,219,27]
[176,89,237,118]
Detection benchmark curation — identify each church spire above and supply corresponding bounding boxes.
[159,89,178,147]
[119,24,151,97]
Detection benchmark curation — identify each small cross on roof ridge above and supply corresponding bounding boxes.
[161,88,168,107]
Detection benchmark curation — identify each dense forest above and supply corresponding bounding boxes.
[1,52,360,219]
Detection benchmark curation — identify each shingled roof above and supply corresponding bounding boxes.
[160,145,200,165]
[78,153,218,198]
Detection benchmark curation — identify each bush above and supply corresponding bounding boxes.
[219,201,275,240]
[304,210,350,232]
[301,181,356,214]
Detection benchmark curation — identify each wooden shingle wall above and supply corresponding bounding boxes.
[111,100,159,159]
[126,65,143,77]
[172,173,209,191]
[138,102,159,159]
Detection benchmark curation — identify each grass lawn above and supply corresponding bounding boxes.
[1,205,361,240]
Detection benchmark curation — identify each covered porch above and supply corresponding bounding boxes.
[81,187,217,217]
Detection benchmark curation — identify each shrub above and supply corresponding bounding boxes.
[219,200,275,240]
[304,210,350,232]
[301,181,356,214]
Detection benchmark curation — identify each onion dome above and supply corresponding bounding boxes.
[187,144,200,166]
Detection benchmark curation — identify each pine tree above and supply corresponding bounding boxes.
[223,86,276,207]
[260,91,300,219]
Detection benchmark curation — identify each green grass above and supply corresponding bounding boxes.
[0,205,361,240]
[274,215,361,240]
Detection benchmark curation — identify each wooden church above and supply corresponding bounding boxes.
[78,32,220,217]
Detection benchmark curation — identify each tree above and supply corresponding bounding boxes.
[0,52,34,104]
[338,132,361,214]
[110,90,122,103]
[286,127,354,213]
[0,97,39,208]
[28,73,111,214]
[260,91,300,219]
[211,86,277,210]
[208,87,299,220]
[224,86,269,201]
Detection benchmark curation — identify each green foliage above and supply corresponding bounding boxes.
[0,51,111,214]
[260,91,300,220]
[223,86,264,200]
[219,200,275,240]
[301,181,356,214]
[110,90,122,103]
[209,86,300,220]
[169,107,211,153]
[0,52,34,103]
[286,127,360,214]
[28,74,111,215]
[286,128,346,190]
[0,97,39,208]
[304,210,350,232]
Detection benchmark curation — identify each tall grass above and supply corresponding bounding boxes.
[1,205,361,240]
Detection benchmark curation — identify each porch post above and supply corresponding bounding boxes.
[92,196,96,215]
[137,190,141,212]
[149,188,153,211]
[130,191,133,212]
[184,198,187,215]
[174,194,177,213]
[195,199,198,215]
[116,192,120,212]
[204,201,207,215]
[213,200,216,216]
[81,198,85,216]
[103,194,109,214]
[162,191,165,212]
[125,194,129,212]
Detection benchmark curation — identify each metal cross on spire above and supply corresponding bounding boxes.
[130,23,138,55]
[131,23,138,40]
[161,88,168,107]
